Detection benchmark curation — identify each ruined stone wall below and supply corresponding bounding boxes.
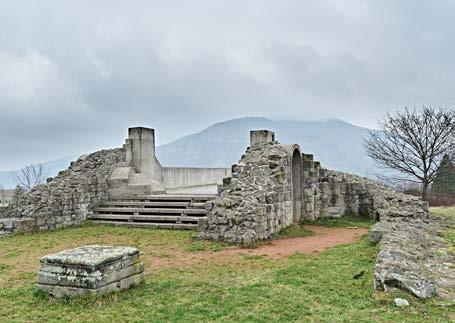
[301,155,321,220]
[302,156,449,300]
[198,138,430,244]
[302,153,428,221]
[369,202,454,300]
[198,141,295,244]
[0,148,125,234]
[302,155,450,299]
[302,153,378,220]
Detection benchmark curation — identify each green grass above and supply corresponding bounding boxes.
[447,231,455,254]
[430,206,455,218]
[184,240,227,253]
[275,223,314,239]
[430,207,455,254]
[303,216,375,229]
[431,206,455,254]
[0,214,453,322]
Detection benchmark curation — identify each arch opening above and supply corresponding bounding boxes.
[291,148,303,223]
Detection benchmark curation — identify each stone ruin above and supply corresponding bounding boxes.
[198,130,428,244]
[0,127,453,300]
[0,127,230,233]
[370,209,455,300]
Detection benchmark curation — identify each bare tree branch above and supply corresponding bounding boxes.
[13,164,48,191]
[364,106,455,200]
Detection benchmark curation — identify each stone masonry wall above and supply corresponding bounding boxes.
[302,154,428,221]
[369,202,454,300]
[302,155,446,300]
[198,141,294,244]
[303,154,378,220]
[0,148,125,234]
[198,139,430,245]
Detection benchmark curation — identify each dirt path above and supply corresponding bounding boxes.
[145,225,368,271]
[228,225,368,258]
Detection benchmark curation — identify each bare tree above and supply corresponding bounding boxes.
[365,106,455,200]
[13,164,47,191]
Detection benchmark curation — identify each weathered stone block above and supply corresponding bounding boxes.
[37,245,144,298]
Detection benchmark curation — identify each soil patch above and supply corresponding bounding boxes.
[144,225,368,271]
[233,225,368,258]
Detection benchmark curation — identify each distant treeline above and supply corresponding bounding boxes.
[404,153,455,206]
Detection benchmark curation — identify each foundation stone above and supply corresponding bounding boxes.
[37,245,144,298]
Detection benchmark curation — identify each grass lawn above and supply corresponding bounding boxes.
[0,212,454,322]
[430,206,455,218]
[431,206,455,254]
[303,217,375,229]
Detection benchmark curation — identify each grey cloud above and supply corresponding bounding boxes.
[1,0,455,169]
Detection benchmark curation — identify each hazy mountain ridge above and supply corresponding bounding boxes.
[1,117,375,188]
[156,117,375,175]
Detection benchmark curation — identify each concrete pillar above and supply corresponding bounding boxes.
[250,130,275,146]
[124,139,132,165]
[128,127,156,178]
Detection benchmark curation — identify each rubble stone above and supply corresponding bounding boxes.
[370,214,455,301]
[394,298,409,307]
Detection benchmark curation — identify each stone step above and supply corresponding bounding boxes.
[88,214,200,223]
[91,220,198,230]
[99,201,190,208]
[92,194,213,231]
[93,207,207,215]
[111,194,216,202]
[187,202,207,209]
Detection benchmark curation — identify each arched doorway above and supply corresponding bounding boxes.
[291,148,303,223]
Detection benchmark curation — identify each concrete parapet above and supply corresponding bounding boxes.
[108,128,231,197]
[162,167,231,189]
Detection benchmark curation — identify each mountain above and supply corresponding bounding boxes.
[0,156,76,189]
[1,117,376,189]
[156,117,375,176]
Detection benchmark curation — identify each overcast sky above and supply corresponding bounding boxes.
[1,0,455,170]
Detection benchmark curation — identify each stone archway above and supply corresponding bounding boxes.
[291,148,303,223]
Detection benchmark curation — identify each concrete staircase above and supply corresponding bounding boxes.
[88,194,216,230]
